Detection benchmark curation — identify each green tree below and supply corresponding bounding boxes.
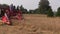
[38,0,50,14]
[23,9,28,14]
[33,9,40,14]
[29,10,34,14]
[17,6,20,10]
[20,5,24,13]
[47,7,54,17]
[56,7,60,17]
[20,5,28,14]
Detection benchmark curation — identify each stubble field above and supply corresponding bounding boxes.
[0,14,60,34]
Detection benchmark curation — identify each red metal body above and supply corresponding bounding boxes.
[1,7,22,25]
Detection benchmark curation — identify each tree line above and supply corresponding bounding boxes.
[20,0,60,17]
[0,0,60,17]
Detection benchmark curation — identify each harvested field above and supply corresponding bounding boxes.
[0,14,60,34]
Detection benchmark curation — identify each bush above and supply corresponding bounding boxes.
[56,7,60,17]
[47,8,54,17]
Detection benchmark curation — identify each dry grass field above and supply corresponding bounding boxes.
[0,14,60,34]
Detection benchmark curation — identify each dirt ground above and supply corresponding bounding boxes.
[0,14,60,34]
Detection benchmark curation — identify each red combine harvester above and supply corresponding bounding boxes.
[0,4,22,25]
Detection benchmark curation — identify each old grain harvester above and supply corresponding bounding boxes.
[0,4,23,25]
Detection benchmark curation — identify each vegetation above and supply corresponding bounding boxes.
[0,0,60,17]
[38,0,50,14]
[56,7,60,17]
[20,5,28,14]
[47,6,54,17]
